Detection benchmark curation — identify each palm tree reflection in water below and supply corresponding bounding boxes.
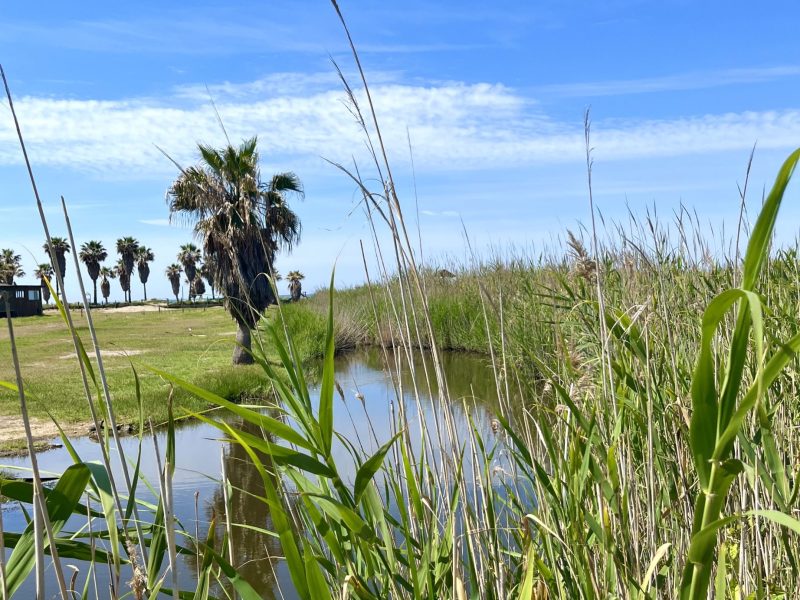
[195,419,288,598]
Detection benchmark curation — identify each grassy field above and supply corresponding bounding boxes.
[0,306,274,433]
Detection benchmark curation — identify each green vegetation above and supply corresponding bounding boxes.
[3,5,800,596]
[0,307,271,430]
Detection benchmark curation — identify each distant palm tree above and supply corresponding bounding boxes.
[166,264,182,304]
[177,243,201,296]
[100,266,115,304]
[136,246,155,301]
[168,137,303,364]
[34,263,54,304]
[191,277,206,300]
[116,237,139,302]
[287,270,305,302]
[0,249,24,284]
[200,253,217,299]
[116,259,131,302]
[79,240,108,305]
[43,237,70,295]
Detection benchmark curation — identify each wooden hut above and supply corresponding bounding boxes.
[0,284,44,317]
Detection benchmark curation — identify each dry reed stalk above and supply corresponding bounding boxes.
[61,196,150,568]
[2,292,69,600]
[2,63,151,590]
[0,498,5,600]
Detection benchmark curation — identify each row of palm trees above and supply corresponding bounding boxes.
[4,239,304,307]
[162,243,305,305]
[29,237,156,304]
[164,242,210,303]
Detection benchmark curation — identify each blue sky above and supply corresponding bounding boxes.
[2,0,800,301]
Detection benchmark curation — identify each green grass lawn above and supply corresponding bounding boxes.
[0,306,274,431]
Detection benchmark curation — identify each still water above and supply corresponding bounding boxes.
[1,348,512,598]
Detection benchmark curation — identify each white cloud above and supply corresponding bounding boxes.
[421,210,460,217]
[139,218,171,226]
[537,65,800,97]
[1,75,799,178]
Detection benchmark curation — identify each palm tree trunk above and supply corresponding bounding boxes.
[92,279,98,305]
[143,283,147,301]
[232,324,254,365]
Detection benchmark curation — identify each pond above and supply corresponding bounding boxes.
[1,348,517,598]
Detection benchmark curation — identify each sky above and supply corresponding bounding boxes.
[2,0,800,302]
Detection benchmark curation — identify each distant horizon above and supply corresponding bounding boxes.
[3,0,800,302]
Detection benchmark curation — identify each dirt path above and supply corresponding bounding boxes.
[45,303,169,315]
[0,415,88,456]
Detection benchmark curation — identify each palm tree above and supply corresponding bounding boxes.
[166,264,182,304]
[116,237,139,302]
[136,247,155,301]
[168,137,303,364]
[43,237,70,295]
[287,270,305,302]
[177,243,202,296]
[34,263,54,304]
[191,277,206,300]
[201,253,217,299]
[0,249,24,284]
[100,267,115,305]
[116,259,131,302]
[79,241,108,305]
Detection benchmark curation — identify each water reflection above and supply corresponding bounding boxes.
[1,348,516,598]
[202,419,287,599]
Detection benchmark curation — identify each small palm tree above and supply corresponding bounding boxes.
[79,241,108,305]
[99,266,115,304]
[177,243,202,295]
[116,259,131,302]
[0,249,24,285]
[168,137,303,364]
[287,270,305,302]
[165,264,182,304]
[34,263,54,304]
[43,237,70,295]
[116,237,139,302]
[136,246,155,301]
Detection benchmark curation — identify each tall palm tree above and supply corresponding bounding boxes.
[116,259,131,302]
[79,241,108,305]
[34,263,54,304]
[168,137,303,364]
[116,237,139,302]
[287,270,305,302]
[165,264,182,304]
[136,246,155,301]
[43,237,70,295]
[0,249,24,284]
[100,266,115,305]
[177,243,202,296]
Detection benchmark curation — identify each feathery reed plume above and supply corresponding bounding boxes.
[566,229,597,281]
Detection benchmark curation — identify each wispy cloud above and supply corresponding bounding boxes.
[421,210,460,217]
[537,65,800,97]
[139,218,171,226]
[0,17,321,56]
[1,74,798,178]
